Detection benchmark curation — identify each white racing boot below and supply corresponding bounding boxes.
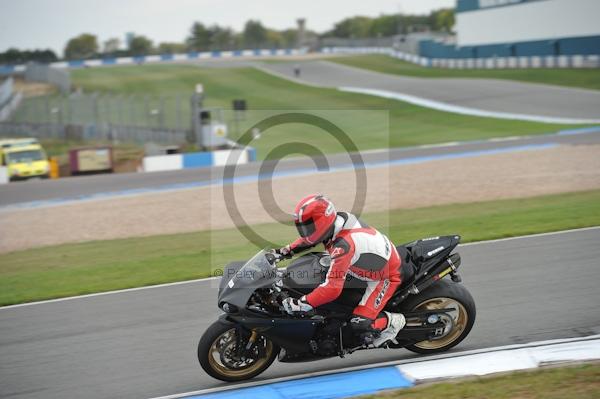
[373,311,406,347]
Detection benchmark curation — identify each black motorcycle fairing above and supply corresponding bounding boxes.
[218,252,278,311]
[222,313,321,353]
[282,253,326,294]
[402,235,461,278]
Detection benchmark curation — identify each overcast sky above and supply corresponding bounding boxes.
[0,0,455,55]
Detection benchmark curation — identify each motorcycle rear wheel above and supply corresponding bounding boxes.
[397,280,476,354]
[198,321,279,382]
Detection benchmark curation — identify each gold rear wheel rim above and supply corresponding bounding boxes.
[409,297,468,350]
[207,328,273,378]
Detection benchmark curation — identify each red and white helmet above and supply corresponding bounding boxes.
[293,194,337,244]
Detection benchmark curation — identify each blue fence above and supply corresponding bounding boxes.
[0,65,15,75]
[0,48,304,75]
[456,0,532,13]
[419,34,600,59]
[67,60,85,68]
[323,46,600,69]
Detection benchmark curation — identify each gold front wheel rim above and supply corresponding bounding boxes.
[207,328,273,378]
[410,297,469,350]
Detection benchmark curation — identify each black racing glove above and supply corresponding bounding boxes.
[274,245,293,259]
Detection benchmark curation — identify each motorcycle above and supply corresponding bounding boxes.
[198,235,476,381]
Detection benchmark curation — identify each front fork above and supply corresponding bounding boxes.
[233,326,261,360]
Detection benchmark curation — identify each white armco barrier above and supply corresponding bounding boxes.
[212,149,248,166]
[0,166,8,184]
[141,147,256,173]
[142,154,183,172]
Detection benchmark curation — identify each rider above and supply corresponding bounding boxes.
[277,194,406,347]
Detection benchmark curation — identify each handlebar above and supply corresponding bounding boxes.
[264,252,278,265]
[265,250,290,265]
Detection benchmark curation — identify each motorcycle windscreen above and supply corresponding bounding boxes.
[218,250,278,309]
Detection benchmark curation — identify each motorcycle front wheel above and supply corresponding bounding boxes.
[198,321,279,382]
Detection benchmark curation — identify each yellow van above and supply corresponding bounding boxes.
[0,138,50,181]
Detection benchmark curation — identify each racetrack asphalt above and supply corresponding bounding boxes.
[1,127,599,208]
[261,61,600,120]
[1,228,599,399]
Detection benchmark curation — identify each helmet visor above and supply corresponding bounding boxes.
[295,218,315,238]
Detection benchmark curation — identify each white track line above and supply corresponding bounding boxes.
[459,225,600,247]
[339,87,600,125]
[147,334,600,399]
[1,226,598,311]
[0,276,221,311]
[255,64,600,124]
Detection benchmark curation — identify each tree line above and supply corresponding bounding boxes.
[0,48,58,65]
[323,9,454,38]
[1,9,454,64]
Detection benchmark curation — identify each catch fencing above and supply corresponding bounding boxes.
[0,92,192,144]
[24,63,71,94]
[0,77,12,106]
[0,77,23,122]
[0,121,188,144]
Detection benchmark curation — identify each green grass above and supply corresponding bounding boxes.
[11,64,579,159]
[366,363,600,399]
[1,189,599,306]
[329,54,600,90]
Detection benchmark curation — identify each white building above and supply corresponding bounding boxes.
[421,0,600,58]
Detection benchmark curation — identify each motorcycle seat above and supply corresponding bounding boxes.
[402,235,461,279]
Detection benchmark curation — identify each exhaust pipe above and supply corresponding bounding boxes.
[389,253,462,307]
[410,253,461,294]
